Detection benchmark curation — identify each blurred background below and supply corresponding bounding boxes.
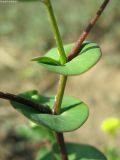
[0,0,120,159]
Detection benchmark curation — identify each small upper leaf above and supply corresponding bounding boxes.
[32,41,102,76]
[10,90,89,132]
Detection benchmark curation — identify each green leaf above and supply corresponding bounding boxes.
[38,143,107,160]
[64,143,107,160]
[10,90,89,132]
[32,41,102,76]
[32,56,60,65]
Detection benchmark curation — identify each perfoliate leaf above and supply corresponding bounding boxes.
[10,90,89,132]
[33,41,102,76]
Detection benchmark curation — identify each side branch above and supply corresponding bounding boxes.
[68,0,110,61]
[0,91,52,114]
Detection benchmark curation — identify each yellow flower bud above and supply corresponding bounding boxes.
[101,117,120,135]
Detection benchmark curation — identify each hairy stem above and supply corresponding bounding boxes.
[44,0,67,64]
[68,0,110,61]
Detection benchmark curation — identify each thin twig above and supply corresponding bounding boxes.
[0,91,52,114]
[68,0,110,61]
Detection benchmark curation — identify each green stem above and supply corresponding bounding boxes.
[44,0,67,65]
[43,1,68,159]
[53,75,67,114]
[43,0,67,114]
